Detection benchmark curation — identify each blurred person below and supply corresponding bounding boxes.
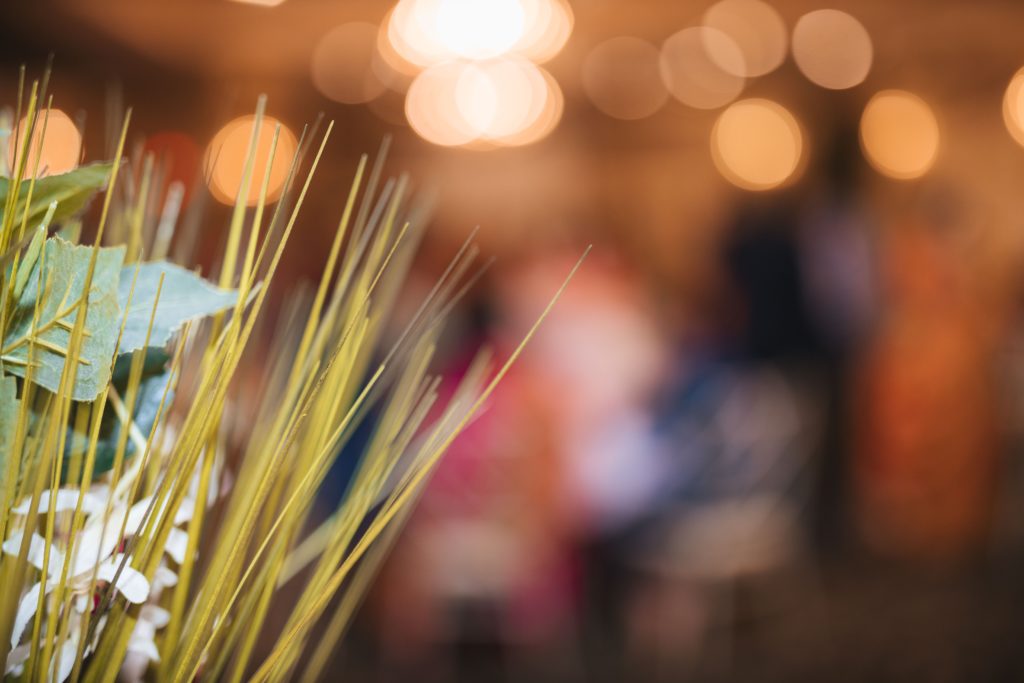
[854,205,999,561]
[607,197,831,678]
[797,124,879,557]
[365,248,669,681]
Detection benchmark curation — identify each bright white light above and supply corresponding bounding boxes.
[434,0,526,59]
[456,64,500,135]
[513,0,573,63]
[406,58,561,148]
[388,0,555,66]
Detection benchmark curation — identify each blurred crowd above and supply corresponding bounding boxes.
[320,130,1024,682]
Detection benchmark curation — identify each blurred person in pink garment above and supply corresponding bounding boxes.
[366,247,668,680]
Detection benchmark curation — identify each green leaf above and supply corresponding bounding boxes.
[3,237,126,401]
[64,359,173,481]
[118,261,240,354]
[13,223,48,302]
[0,162,113,230]
[0,376,18,494]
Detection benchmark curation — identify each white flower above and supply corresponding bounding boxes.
[2,485,194,681]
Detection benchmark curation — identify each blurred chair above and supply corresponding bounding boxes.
[627,365,826,678]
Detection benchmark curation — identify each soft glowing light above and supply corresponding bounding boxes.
[377,8,423,81]
[582,37,668,120]
[1002,67,1024,147]
[712,98,804,190]
[405,58,560,148]
[387,0,450,68]
[703,0,787,77]
[498,67,564,146]
[435,0,525,59]
[204,115,298,206]
[387,0,528,67]
[406,62,479,147]
[8,109,81,178]
[792,10,873,90]
[660,27,745,109]
[311,23,387,105]
[513,0,574,63]
[860,90,939,180]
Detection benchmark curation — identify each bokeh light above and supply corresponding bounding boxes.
[513,0,574,63]
[583,37,669,120]
[1002,67,1024,147]
[703,0,788,78]
[406,62,479,147]
[792,10,873,90]
[712,98,803,190]
[860,90,940,180]
[376,8,422,82]
[388,0,527,66]
[660,27,746,110]
[492,66,564,146]
[8,109,81,178]
[436,0,525,59]
[311,23,387,105]
[405,58,561,148]
[387,0,452,69]
[204,115,298,206]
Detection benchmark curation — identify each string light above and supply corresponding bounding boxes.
[860,90,939,180]
[204,115,298,205]
[703,0,787,78]
[311,23,387,105]
[8,109,82,178]
[792,10,873,90]
[660,27,745,110]
[1002,67,1024,147]
[583,37,668,120]
[712,98,804,190]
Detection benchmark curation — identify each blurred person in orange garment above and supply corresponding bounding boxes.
[854,204,999,561]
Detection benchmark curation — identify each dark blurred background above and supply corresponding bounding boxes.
[7,0,1024,680]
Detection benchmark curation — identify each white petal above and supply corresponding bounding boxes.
[11,581,52,648]
[6,644,30,675]
[165,527,189,565]
[49,635,78,683]
[132,619,156,643]
[3,533,66,578]
[88,484,111,499]
[120,652,149,683]
[12,490,102,516]
[71,508,125,577]
[124,497,153,536]
[140,604,170,629]
[174,498,195,526]
[127,636,161,662]
[153,565,178,589]
[96,555,150,604]
[127,496,191,535]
